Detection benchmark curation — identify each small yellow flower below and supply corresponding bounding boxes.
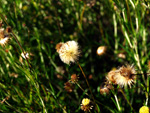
[82,98,90,106]
[81,98,93,112]
[139,106,149,113]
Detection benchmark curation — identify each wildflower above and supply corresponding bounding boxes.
[115,65,136,87]
[21,52,30,59]
[106,70,117,84]
[139,106,149,113]
[0,37,9,46]
[96,46,106,56]
[117,53,126,59]
[81,98,93,112]
[70,74,79,84]
[9,73,18,78]
[100,82,112,95]
[19,52,33,63]
[56,74,63,80]
[0,28,10,47]
[56,40,80,65]
[55,42,64,53]
[64,81,74,93]
[85,0,96,7]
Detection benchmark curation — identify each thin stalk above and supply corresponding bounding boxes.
[120,89,136,113]
[80,3,86,24]
[114,94,121,111]
[129,0,135,9]
[76,82,110,112]
[76,82,89,96]
[145,75,149,105]
[77,62,99,113]
[28,73,48,113]
[0,13,31,68]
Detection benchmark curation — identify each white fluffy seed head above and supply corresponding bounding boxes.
[114,72,136,88]
[0,37,9,47]
[57,40,80,65]
[106,65,136,88]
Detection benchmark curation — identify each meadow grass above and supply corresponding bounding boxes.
[0,0,150,112]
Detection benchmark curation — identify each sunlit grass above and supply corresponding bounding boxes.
[0,0,150,112]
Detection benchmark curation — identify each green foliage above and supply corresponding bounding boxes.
[0,0,150,112]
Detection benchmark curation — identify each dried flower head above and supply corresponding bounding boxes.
[81,98,93,112]
[139,106,149,113]
[0,20,3,27]
[57,40,80,65]
[100,82,112,95]
[19,52,33,63]
[55,42,64,53]
[64,81,74,93]
[70,74,79,84]
[56,74,63,80]
[0,37,9,46]
[6,26,12,33]
[106,70,117,84]
[84,0,96,7]
[96,46,106,56]
[9,73,18,78]
[115,65,136,87]
[0,28,10,47]
[117,53,126,59]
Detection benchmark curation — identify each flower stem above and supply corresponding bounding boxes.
[0,13,31,69]
[120,89,136,113]
[114,94,121,112]
[77,62,99,113]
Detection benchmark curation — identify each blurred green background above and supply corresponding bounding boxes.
[0,0,150,112]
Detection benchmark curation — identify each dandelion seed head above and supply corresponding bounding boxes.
[114,65,136,87]
[57,40,80,65]
[0,37,9,46]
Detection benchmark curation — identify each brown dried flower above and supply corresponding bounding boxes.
[115,65,136,87]
[70,74,79,84]
[55,42,64,53]
[0,28,10,47]
[100,82,112,95]
[106,70,117,84]
[106,65,136,88]
[64,81,74,93]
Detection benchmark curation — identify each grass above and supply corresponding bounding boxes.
[0,0,150,112]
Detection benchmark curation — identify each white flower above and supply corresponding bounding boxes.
[57,40,80,65]
[0,37,9,46]
[115,65,136,87]
[21,52,30,59]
